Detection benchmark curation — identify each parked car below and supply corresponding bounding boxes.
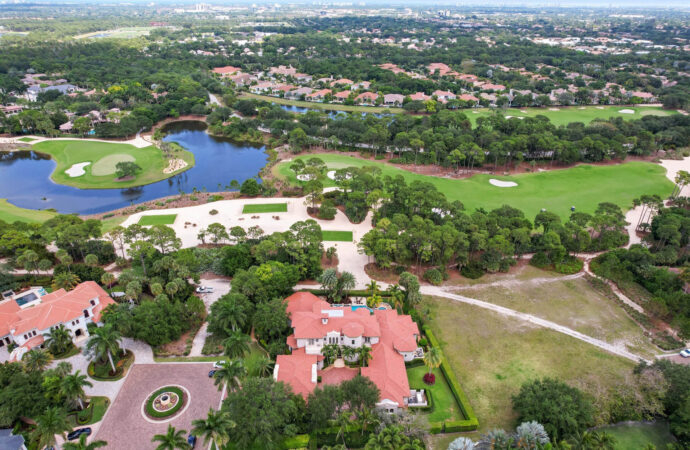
[213,360,226,369]
[188,434,197,448]
[208,369,217,377]
[680,348,690,358]
[196,286,214,293]
[67,428,92,441]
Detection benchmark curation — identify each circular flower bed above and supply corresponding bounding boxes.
[423,373,436,385]
[144,386,186,420]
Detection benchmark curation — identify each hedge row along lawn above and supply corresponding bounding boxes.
[144,386,185,419]
[30,139,194,189]
[0,199,57,224]
[276,154,673,221]
[242,202,288,213]
[321,230,354,242]
[239,92,405,114]
[138,214,178,225]
[407,365,464,425]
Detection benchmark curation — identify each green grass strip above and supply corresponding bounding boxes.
[321,230,353,242]
[242,203,288,213]
[138,214,177,225]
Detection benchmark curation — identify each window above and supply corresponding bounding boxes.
[83,309,90,318]
[351,340,355,345]
[90,299,96,306]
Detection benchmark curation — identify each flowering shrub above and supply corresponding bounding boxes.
[423,373,436,385]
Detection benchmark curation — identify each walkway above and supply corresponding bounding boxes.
[420,285,649,363]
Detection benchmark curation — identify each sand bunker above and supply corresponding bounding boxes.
[327,170,352,180]
[296,174,315,181]
[548,108,560,111]
[65,162,91,177]
[163,158,188,174]
[489,178,518,188]
[619,109,635,114]
[596,106,604,110]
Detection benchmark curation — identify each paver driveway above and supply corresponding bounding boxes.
[94,363,222,449]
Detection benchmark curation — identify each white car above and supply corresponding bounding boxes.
[680,349,690,358]
[213,360,226,369]
[195,286,214,294]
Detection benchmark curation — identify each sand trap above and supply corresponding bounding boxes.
[578,107,586,110]
[506,115,514,119]
[65,162,91,177]
[548,108,560,111]
[619,109,635,114]
[596,106,604,110]
[296,174,315,181]
[489,178,518,188]
[326,170,352,180]
[163,158,187,174]
[472,111,479,114]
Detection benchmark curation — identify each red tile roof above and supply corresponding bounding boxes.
[356,92,379,102]
[212,66,241,75]
[361,343,410,407]
[0,299,21,336]
[333,91,351,99]
[275,348,317,399]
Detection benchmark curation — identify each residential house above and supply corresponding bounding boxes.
[355,92,379,105]
[212,66,241,77]
[275,292,423,412]
[332,91,351,103]
[0,105,23,116]
[269,65,297,77]
[350,81,371,91]
[59,122,73,132]
[409,92,431,102]
[286,87,314,100]
[295,73,313,83]
[383,94,404,107]
[25,84,78,102]
[629,91,656,102]
[457,93,479,105]
[250,81,277,94]
[432,90,456,103]
[228,73,253,87]
[0,429,26,450]
[306,89,331,102]
[330,78,354,88]
[0,281,115,361]
[272,84,296,96]
[480,93,498,105]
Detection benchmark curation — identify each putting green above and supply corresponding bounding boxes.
[91,153,136,176]
[276,154,674,220]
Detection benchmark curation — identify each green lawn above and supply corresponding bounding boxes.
[138,214,177,225]
[422,295,637,432]
[240,92,405,114]
[31,139,194,189]
[242,203,288,213]
[0,199,56,224]
[407,365,464,425]
[276,154,673,220]
[17,137,37,142]
[466,105,675,126]
[100,215,128,234]
[321,230,353,242]
[597,422,675,449]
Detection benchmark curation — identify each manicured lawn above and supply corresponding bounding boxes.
[459,266,659,359]
[598,422,675,449]
[407,365,464,425]
[240,92,404,114]
[242,203,288,213]
[0,199,56,224]
[276,154,673,220]
[17,137,37,142]
[321,230,353,242]
[422,295,637,432]
[138,214,177,225]
[100,215,128,234]
[31,139,194,189]
[466,105,675,126]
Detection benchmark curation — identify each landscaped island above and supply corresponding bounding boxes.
[31,139,194,189]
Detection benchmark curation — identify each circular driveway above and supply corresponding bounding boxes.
[94,363,222,449]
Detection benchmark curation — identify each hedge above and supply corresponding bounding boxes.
[423,325,479,432]
[302,289,392,298]
[405,358,425,368]
[314,424,367,448]
[282,434,310,449]
[144,386,185,419]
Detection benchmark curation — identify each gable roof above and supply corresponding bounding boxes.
[275,348,317,398]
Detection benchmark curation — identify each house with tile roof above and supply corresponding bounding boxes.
[0,281,115,361]
[355,92,379,105]
[332,91,352,103]
[274,292,423,413]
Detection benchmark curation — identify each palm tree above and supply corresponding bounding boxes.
[337,271,356,301]
[31,407,71,449]
[60,370,93,410]
[150,282,164,297]
[341,345,357,363]
[23,348,53,372]
[388,284,405,312]
[366,280,379,296]
[358,407,380,437]
[56,249,73,272]
[248,355,273,378]
[85,324,122,373]
[335,410,351,446]
[45,324,73,356]
[222,331,250,358]
[214,300,247,333]
[52,272,81,291]
[152,425,190,450]
[84,254,99,267]
[588,431,617,450]
[213,359,246,392]
[55,361,73,377]
[191,408,235,450]
[165,281,179,298]
[322,344,340,366]
[62,432,107,450]
[357,345,373,367]
[423,347,442,376]
[100,272,115,290]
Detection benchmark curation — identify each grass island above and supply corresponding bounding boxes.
[30,139,195,189]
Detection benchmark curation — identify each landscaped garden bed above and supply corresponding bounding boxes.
[87,350,135,381]
[144,386,186,420]
[68,396,110,426]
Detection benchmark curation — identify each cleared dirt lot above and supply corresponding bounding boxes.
[94,363,222,449]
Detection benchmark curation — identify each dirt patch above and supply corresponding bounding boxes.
[321,252,339,269]
[155,328,196,357]
[115,175,135,182]
[200,272,231,281]
[364,263,404,284]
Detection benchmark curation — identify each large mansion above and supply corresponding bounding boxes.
[274,292,425,413]
[0,281,115,361]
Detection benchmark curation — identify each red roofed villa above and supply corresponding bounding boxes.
[0,281,115,361]
[212,66,241,77]
[273,292,426,413]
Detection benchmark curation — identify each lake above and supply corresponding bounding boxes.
[276,104,393,118]
[0,121,268,215]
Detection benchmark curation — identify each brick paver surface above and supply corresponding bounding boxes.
[94,363,221,449]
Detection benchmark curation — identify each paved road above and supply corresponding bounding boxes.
[189,279,231,356]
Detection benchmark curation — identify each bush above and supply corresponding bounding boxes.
[423,268,443,285]
[554,256,584,274]
[461,261,484,279]
[207,195,223,202]
[418,337,428,347]
[209,209,219,215]
[529,252,551,268]
[423,372,436,385]
[281,434,310,449]
[144,386,185,419]
[317,200,337,220]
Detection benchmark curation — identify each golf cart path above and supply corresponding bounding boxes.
[421,285,649,363]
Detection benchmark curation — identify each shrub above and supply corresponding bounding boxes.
[423,373,436,385]
[461,262,484,279]
[207,195,223,202]
[423,268,443,285]
[418,337,428,347]
[209,209,219,215]
[144,386,185,419]
[317,200,337,220]
[554,256,584,274]
[529,252,551,268]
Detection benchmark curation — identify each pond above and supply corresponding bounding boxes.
[276,104,394,118]
[0,121,268,215]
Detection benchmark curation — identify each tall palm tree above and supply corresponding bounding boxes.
[423,347,442,376]
[340,345,357,363]
[588,431,617,450]
[191,408,236,450]
[45,324,73,356]
[100,272,115,290]
[85,324,122,373]
[52,272,81,291]
[222,331,250,358]
[60,370,93,410]
[23,348,53,372]
[335,411,351,446]
[152,425,190,450]
[213,359,246,392]
[214,299,247,333]
[248,355,273,378]
[366,280,379,296]
[388,284,405,312]
[322,344,340,366]
[357,345,373,367]
[62,433,107,450]
[55,361,73,377]
[30,407,71,449]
